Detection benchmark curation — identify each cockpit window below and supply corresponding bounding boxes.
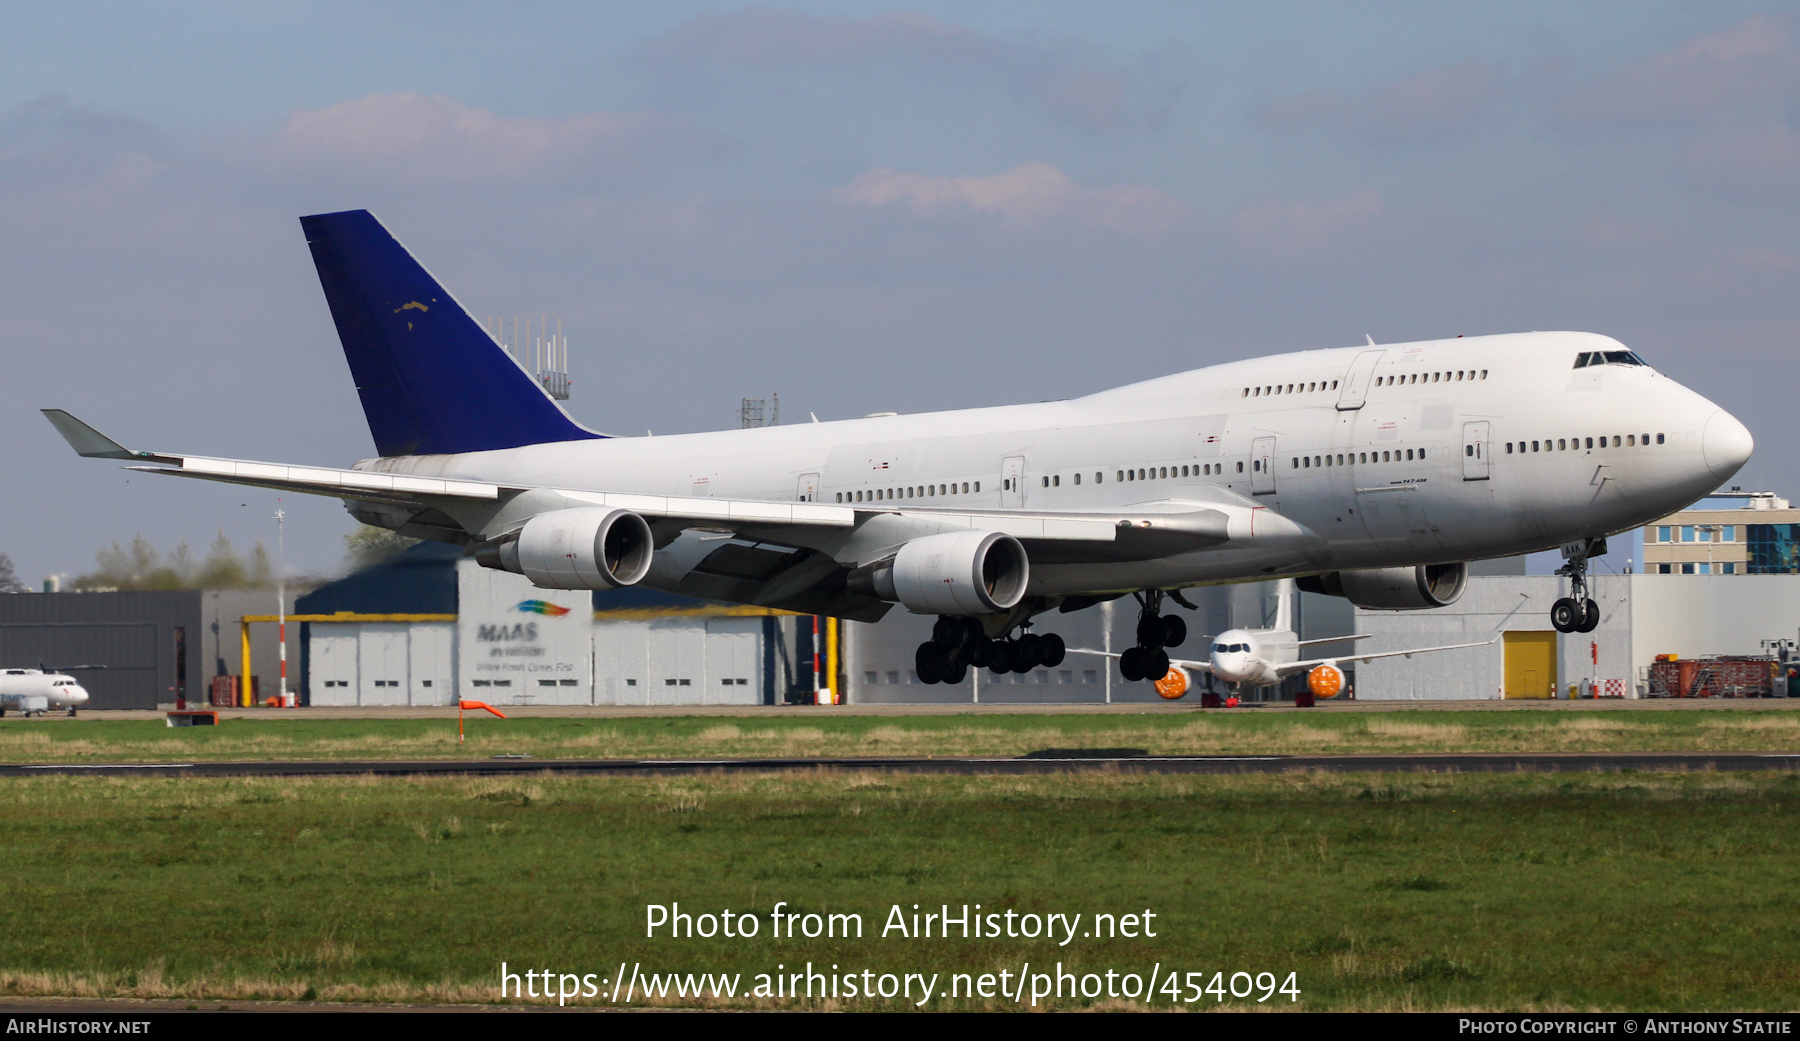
[1575,350,1649,369]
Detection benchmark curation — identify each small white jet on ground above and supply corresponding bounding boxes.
[1077,579,1494,705]
[0,669,94,717]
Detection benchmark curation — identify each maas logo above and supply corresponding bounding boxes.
[515,600,571,617]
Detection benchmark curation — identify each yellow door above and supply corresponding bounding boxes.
[1503,631,1557,699]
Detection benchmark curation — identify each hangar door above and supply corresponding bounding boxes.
[1503,631,1556,699]
[0,622,159,709]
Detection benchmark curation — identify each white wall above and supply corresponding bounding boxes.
[593,615,763,706]
[1630,575,1800,678]
[456,560,593,705]
[308,621,454,706]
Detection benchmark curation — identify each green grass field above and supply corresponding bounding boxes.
[1,770,1797,1010]
[1,709,1797,763]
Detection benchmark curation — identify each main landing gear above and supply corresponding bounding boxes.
[1551,538,1605,634]
[914,616,1067,685]
[1118,590,1187,682]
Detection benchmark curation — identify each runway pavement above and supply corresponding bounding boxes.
[5,751,1798,778]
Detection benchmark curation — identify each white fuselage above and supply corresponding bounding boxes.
[0,671,90,711]
[1206,629,1301,688]
[363,331,1751,597]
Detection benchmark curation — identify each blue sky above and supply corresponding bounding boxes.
[2,2,1795,581]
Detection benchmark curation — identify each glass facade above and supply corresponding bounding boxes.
[1748,523,1800,574]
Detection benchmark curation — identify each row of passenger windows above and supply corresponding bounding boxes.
[1504,433,1664,453]
[835,427,1661,503]
[1238,369,1489,397]
[839,482,979,503]
[1659,562,1735,574]
[1292,449,1424,468]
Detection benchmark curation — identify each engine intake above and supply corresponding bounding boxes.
[1298,562,1467,611]
[851,531,1030,615]
[475,507,654,590]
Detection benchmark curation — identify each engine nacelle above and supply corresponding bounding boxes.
[1307,663,1346,699]
[475,508,655,590]
[1297,562,1467,611]
[853,531,1029,614]
[1154,666,1191,700]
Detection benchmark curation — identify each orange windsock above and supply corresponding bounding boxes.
[459,700,507,718]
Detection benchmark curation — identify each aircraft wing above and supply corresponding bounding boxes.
[1064,648,1215,675]
[1274,636,1499,678]
[43,410,1260,555]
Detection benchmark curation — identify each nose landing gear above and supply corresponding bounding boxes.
[1118,591,1187,682]
[1551,538,1605,634]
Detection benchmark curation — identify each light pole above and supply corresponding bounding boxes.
[276,504,291,708]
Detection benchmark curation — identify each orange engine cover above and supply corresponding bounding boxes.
[1307,663,1345,699]
[1154,666,1190,700]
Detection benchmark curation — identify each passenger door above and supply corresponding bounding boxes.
[1001,456,1026,508]
[1335,350,1385,411]
[1250,437,1276,495]
[1461,421,1491,481]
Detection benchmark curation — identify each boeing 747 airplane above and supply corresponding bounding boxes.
[45,210,1753,686]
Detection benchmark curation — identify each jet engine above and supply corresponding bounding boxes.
[850,531,1029,614]
[1154,666,1191,700]
[1297,562,1467,611]
[475,507,655,590]
[1307,663,1346,699]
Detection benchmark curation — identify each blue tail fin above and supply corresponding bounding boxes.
[299,209,603,457]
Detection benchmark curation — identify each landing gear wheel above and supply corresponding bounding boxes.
[67,708,77,717]
[932,617,964,647]
[1038,633,1066,668]
[915,643,945,685]
[1551,597,1581,633]
[1576,598,1601,633]
[942,661,968,684]
[1015,633,1044,669]
[968,638,992,668]
[987,640,1015,676]
[1160,615,1187,648]
[1136,614,1168,648]
[1144,647,1171,680]
[1552,537,1606,634]
[1119,646,1146,682]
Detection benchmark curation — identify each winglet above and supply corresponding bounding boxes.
[42,410,137,459]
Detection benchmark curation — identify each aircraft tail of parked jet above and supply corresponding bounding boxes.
[298,210,604,457]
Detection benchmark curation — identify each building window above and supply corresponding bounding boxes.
[1722,563,1736,574]
[1721,525,1736,542]
[1084,670,1098,683]
[864,671,877,685]
[1682,526,1695,542]
[1657,526,1671,543]
[1682,563,1695,574]
[1658,564,1671,574]
[1697,562,1711,574]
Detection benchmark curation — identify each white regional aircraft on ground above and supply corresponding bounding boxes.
[1077,579,1497,704]
[0,669,92,716]
[44,210,1754,691]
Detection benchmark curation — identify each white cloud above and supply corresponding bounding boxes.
[1254,61,1505,144]
[836,161,1189,233]
[1556,13,1800,128]
[640,8,1181,133]
[1232,190,1382,254]
[268,92,725,187]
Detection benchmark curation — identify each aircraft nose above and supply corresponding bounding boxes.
[1702,410,1754,481]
